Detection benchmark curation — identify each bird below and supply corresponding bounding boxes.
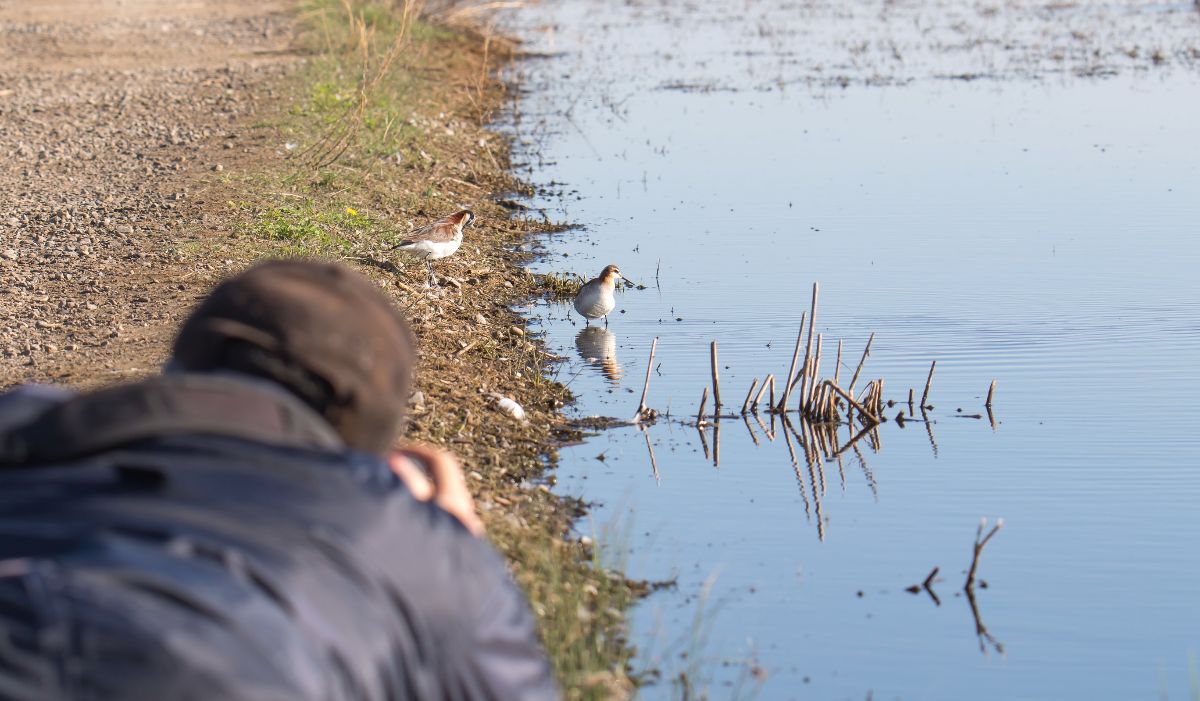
[573,264,621,326]
[392,209,474,287]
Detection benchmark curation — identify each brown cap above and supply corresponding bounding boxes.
[171,260,414,456]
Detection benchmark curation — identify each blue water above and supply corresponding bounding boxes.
[500,2,1200,698]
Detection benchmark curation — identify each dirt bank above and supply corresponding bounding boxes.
[0,0,298,385]
[0,1,634,697]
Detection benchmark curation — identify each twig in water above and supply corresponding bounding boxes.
[696,387,709,426]
[805,283,819,396]
[906,565,942,605]
[824,381,881,425]
[848,332,875,395]
[964,517,1004,591]
[921,360,937,409]
[964,518,1005,656]
[908,387,915,416]
[833,338,844,386]
[792,284,818,411]
[710,341,722,417]
[741,378,760,415]
[985,379,997,408]
[805,333,823,414]
[923,566,942,606]
[752,374,773,411]
[923,566,940,590]
[795,358,811,417]
[777,320,804,412]
[632,337,659,423]
[767,375,776,410]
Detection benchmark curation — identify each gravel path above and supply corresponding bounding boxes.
[0,0,297,387]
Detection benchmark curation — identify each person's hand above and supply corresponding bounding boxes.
[388,444,485,536]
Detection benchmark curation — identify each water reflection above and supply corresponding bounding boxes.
[574,326,622,384]
[504,0,1200,691]
[685,407,930,543]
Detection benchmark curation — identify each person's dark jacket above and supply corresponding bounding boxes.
[0,373,557,701]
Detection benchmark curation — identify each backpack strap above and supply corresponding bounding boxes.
[0,374,343,465]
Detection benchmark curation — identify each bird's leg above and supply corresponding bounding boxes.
[604,315,609,328]
[425,260,435,288]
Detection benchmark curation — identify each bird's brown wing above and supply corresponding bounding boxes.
[399,220,459,245]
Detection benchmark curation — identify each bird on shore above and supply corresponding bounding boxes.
[573,264,621,326]
[393,209,473,287]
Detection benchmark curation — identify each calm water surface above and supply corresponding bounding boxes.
[499,2,1200,698]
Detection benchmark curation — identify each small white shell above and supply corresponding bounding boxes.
[489,393,526,422]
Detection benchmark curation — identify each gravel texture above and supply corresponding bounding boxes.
[0,0,297,387]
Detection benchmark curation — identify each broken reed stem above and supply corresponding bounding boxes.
[985,379,997,407]
[848,332,875,395]
[796,283,819,410]
[824,381,881,424]
[964,518,1004,591]
[753,374,773,410]
[908,387,915,414]
[710,341,721,415]
[778,318,805,412]
[768,375,776,410]
[921,360,937,409]
[833,339,843,386]
[815,383,827,421]
[633,337,658,421]
[807,333,823,413]
[923,566,940,589]
[876,378,885,416]
[741,378,760,415]
[795,358,811,418]
[696,386,709,426]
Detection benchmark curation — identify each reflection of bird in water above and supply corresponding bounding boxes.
[575,326,622,384]
[573,264,620,326]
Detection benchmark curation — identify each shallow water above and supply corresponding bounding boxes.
[500,2,1200,698]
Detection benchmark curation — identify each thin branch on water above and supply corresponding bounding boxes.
[710,341,722,418]
[632,337,659,423]
[964,517,1004,592]
[921,360,937,409]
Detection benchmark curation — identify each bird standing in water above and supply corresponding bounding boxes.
[573,264,621,326]
[393,210,473,287]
